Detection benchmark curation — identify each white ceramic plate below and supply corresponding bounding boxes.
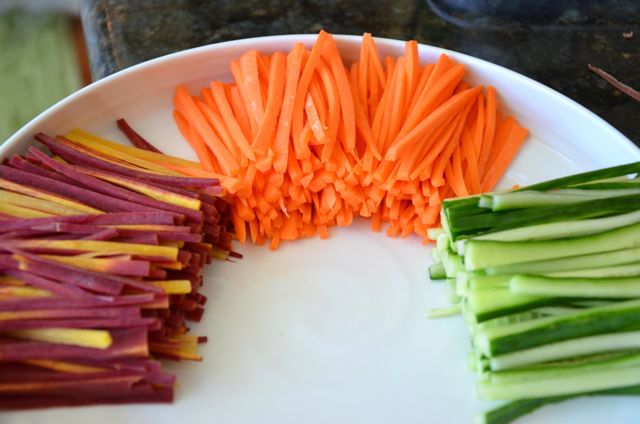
[2,35,639,424]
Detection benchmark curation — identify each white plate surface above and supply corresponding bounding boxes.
[2,34,640,424]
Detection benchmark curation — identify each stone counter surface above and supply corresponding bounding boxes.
[81,0,639,144]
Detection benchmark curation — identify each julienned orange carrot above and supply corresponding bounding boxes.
[174,86,239,176]
[273,43,305,173]
[173,31,529,248]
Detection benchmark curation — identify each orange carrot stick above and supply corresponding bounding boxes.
[322,35,357,154]
[210,81,255,160]
[174,85,238,175]
[385,86,481,161]
[273,43,305,173]
[173,110,215,171]
[252,52,286,154]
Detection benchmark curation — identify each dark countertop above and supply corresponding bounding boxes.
[81,0,639,145]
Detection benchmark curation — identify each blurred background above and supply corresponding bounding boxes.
[0,0,89,142]
[1,0,637,145]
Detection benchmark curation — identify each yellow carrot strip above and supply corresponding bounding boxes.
[12,240,178,260]
[0,202,52,218]
[0,286,52,298]
[0,189,93,216]
[154,261,183,271]
[79,168,201,210]
[148,280,192,295]
[0,276,25,286]
[67,128,203,169]
[4,328,113,349]
[0,178,101,214]
[65,132,185,176]
[39,255,136,274]
[22,359,108,374]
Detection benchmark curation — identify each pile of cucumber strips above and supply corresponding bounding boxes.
[429,162,640,424]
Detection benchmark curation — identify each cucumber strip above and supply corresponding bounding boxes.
[478,363,640,400]
[464,221,640,271]
[475,310,555,332]
[485,247,640,276]
[511,274,640,298]
[456,272,470,297]
[489,331,640,371]
[449,193,640,240]
[468,275,511,291]
[436,233,450,253]
[467,289,553,322]
[478,195,493,209]
[427,227,444,240]
[532,306,587,316]
[475,299,640,357]
[441,249,464,278]
[431,246,441,262]
[473,210,640,243]
[489,189,640,212]
[479,385,640,424]
[515,162,640,192]
[549,263,640,278]
[428,262,446,280]
[571,182,640,190]
[478,398,565,424]
[426,303,462,319]
[445,278,460,304]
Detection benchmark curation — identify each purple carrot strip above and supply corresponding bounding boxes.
[0,294,156,311]
[30,148,204,223]
[0,215,95,233]
[116,118,163,153]
[0,386,173,409]
[35,234,85,241]
[0,229,58,239]
[0,374,144,395]
[0,254,18,269]
[4,270,90,298]
[0,166,153,213]
[203,224,221,238]
[588,64,640,101]
[0,317,157,330]
[34,222,192,234]
[11,253,125,295]
[201,202,219,218]
[87,211,178,225]
[115,234,160,245]
[147,268,167,279]
[35,133,218,187]
[8,156,74,184]
[177,250,191,265]
[82,227,120,241]
[155,232,202,243]
[0,306,140,320]
[16,252,164,294]
[0,363,164,382]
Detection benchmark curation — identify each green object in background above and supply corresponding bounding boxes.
[0,10,82,143]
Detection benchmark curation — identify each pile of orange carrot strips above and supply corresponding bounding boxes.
[173,31,528,249]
